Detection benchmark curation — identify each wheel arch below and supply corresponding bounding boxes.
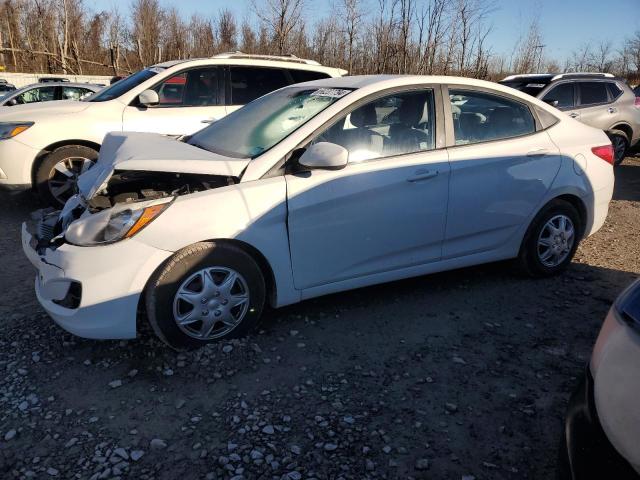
[550,193,588,237]
[141,238,279,312]
[607,123,632,142]
[209,238,278,308]
[31,140,101,187]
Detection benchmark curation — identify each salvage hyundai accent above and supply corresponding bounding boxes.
[22,75,615,348]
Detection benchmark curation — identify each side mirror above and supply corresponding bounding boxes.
[138,89,159,107]
[298,142,348,171]
[543,98,559,108]
[6,99,17,106]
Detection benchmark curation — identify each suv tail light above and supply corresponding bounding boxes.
[634,97,640,108]
[591,145,614,165]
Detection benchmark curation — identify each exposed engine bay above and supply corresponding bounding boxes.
[87,170,236,211]
[31,170,236,249]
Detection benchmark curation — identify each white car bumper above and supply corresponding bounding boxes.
[22,223,173,339]
[0,138,40,188]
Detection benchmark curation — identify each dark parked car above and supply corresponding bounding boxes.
[38,77,70,83]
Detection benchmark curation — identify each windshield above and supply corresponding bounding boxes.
[87,68,164,102]
[188,86,352,159]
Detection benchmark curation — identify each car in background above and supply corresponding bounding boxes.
[22,75,614,348]
[500,73,640,165]
[0,53,346,206]
[559,278,640,479]
[0,82,101,107]
[38,77,70,83]
[0,79,16,97]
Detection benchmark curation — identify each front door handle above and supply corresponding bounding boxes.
[201,118,218,124]
[527,148,550,157]
[568,112,579,118]
[407,169,438,182]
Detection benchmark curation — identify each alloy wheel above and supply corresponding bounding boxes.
[537,214,575,268]
[47,156,94,205]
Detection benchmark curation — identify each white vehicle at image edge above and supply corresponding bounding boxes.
[21,75,615,348]
[0,53,345,206]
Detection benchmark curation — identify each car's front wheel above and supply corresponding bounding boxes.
[518,199,582,277]
[35,145,98,207]
[145,242,266,349]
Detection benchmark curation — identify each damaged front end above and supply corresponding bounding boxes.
[32,169,236,250]
[30,130,249,249]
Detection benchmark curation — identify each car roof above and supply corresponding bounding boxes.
[13,82,102,91]
[152,55,347,76]
[296,74,539,93]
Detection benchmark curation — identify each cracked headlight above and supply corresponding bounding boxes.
[65,198,171,246]
[0,122,34,140]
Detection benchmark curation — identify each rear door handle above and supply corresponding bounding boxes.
[608,107,617,114]
[527,148,550,157]
[201,118,218,124]
[568,112,579,118]
[407,169,438,182]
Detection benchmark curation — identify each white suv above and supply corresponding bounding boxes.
[0,54,345,206]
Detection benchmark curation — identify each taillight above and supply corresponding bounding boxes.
[591,145,615,165]
[635,97,640,108]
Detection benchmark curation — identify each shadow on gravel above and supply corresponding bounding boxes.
[613,156,640,202]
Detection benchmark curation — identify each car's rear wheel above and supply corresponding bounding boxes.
[517,199,582,277]
[145,242,266,349]
[35,145,98,207]
[607,130,628,166]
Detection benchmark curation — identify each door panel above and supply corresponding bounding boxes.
[122,67,224,135]
[445,88,561,258]
[445,132,560,258]
[286,151,450,289]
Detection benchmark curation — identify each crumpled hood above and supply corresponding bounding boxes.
[0,99,90,118]
[77,131,249,199]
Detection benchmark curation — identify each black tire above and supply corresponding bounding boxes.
[35,145,98,207]
[145,242,266,349]
[517,199,582,277]
[607,130,628,166]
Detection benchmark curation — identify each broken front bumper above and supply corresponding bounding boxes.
[21,221,173,339]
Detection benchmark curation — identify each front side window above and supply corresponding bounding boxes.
[578,82,609,106]
[188,86,352,158]
[17,86,57,104]
[449,90,536,145]
[62,86,94,101]
[542,83,574,109]
[230,67,290,105]
[153,68,219,107]
[312,90,435,162]
[88,67,163,102]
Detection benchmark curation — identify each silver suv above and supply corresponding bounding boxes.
[500,73,640,164]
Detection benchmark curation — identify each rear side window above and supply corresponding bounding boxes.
[230,67,290,105]
[153,67,220,107]
[578,82,609,106]
[449,90,536,145]
[606,82,623,100]
[541,83,574,109]
[288,69,331,83]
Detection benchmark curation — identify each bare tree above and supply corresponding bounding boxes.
[252,0,304,55]
[217,9,237,52]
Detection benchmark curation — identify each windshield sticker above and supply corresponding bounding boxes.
[310,88,350,98]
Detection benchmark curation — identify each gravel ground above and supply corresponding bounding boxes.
[1,153,639,480]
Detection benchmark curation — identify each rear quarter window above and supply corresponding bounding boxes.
[578,82,609,106]
[288,69,331,83]
[606,82,624,100]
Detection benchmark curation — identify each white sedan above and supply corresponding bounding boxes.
[22,75,615,348]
